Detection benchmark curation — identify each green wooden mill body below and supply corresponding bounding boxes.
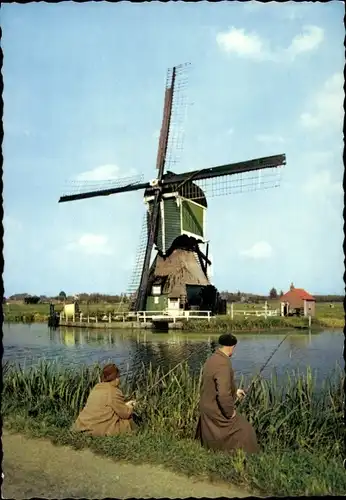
[144,178,207,254]
[144,177,209,312]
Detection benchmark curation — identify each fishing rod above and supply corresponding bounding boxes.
[238,332,290,404]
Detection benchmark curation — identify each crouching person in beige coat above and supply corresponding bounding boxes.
[72,363,137,437]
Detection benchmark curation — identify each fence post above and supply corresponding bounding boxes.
[208,311,210,323]
[264,301,268,319]
[231,303,234,320]
[308,315,311,328]
[87,315,90,324]
[95,315,98,323]
[109,313,111,324]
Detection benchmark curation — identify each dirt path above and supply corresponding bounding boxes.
[3,430,250,499]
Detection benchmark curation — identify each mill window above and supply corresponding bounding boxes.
[152,285,161,296]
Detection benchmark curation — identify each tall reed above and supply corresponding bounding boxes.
[182,315,312,332]
[2,360,344,459]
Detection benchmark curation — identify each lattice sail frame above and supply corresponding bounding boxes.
[63,174,145,197]
[164,63,191,172]
[177,167,283,201]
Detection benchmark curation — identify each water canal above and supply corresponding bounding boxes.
[4,323,343,386]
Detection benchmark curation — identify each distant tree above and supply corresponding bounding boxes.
[24,295,40,304]
[269,288,278,300]
[10,293,30,301]
[279,290,284,297]
[58,291,67,301]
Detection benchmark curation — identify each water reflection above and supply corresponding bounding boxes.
[4,324,343,385]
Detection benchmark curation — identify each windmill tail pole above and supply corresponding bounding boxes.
[135,190,161,312]
[239,332,290,405]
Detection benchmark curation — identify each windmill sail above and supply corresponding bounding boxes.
[135,65,179,311]
[59,174,146,203]
[126,212,148,300]
[152,154,286,202]
[164,63,191,172]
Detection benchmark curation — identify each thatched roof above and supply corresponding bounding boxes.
[149,248,210,298]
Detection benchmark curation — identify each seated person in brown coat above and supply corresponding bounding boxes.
[72,363,136,437]
[196,333,259,454]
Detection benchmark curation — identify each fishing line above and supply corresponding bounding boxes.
[127,342,207,401]
[239,332,291,404]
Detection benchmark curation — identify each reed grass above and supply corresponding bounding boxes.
[317,317,345,328]
[2,360,345,495]
[183,315,315,332]
[3,360,344,455]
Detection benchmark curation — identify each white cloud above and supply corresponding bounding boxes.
[302,170,343,198]
[255,134,286,145]
[65,233,113,255]
[226,128,234,136]
[240,241,273,260]
[216,25,324,62]
[216,27,265,60]
[300,73,344,130]
[75,164,136,182]
[286,26,324,60]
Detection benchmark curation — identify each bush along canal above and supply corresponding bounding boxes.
[2,359,345,497]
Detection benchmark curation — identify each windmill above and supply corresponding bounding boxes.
[59,63,286,315]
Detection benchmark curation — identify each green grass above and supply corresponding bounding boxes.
[314,302,344,328]
[3,360,345,496]
[3,301,129,323]
[315,301,344,319]
[230,300,344,318]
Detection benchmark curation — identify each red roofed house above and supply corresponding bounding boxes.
[280,283,316,317]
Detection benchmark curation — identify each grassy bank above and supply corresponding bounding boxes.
[4,300,344,330]
[183,314,344,332]
[4,314,344,331]
[3,361,345,496]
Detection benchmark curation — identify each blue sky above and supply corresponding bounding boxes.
[2,1,344,297]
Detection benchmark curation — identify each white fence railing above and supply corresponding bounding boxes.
[60,309,212,324]
[59,312,125,324]
[228,301,281,319]
[134,310,212,323]
[234,309,279,317]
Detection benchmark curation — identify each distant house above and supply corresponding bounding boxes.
[280,283,316,317]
